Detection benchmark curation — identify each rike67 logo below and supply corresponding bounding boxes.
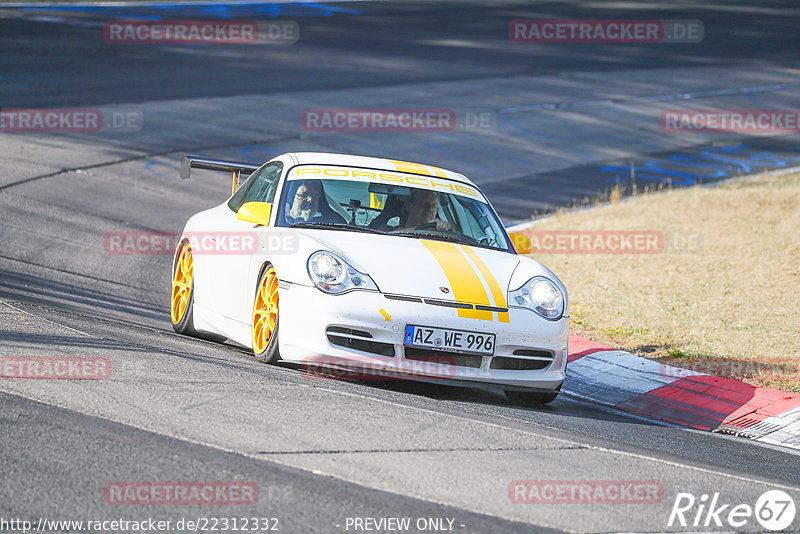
[668,490,796,531]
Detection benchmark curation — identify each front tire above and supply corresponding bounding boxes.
[252,265,280,364]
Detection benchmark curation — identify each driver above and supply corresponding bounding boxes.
[395,188,451,231]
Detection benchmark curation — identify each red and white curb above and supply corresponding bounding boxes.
[565,335,800,450]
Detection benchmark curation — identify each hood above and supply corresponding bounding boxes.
[294,229,521,309]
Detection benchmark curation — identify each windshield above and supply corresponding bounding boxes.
[276,165,513,252]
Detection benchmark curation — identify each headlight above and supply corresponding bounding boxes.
[508,276,565,320]
[307,251,379,294]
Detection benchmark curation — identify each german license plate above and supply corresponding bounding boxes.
[404,325,495,356]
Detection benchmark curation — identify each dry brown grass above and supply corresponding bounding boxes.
[521,171,800,392]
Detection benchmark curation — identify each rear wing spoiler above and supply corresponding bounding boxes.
[180,155,261,195]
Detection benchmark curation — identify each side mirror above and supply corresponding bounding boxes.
[508,232,533,255]
[237,202,272,226]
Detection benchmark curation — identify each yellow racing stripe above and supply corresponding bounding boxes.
[390,159,448,178]
[421,240,492,321]
[428,165,448,178]
[461,246,510,323]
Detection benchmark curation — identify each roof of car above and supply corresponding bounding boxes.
[286,152,475,186]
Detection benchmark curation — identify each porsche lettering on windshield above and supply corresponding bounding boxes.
[292,166,481,198]
[277,167,511,252]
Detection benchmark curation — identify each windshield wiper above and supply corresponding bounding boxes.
[390,231,474,245]
[291,222,386,235]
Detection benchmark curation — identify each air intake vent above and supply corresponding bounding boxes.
[476,304,509,313]
[327,326,372,338]
[490,357,551,371]
[423,299,473,309]
[325,327,394,357]
[384,294,423,303]
[383,294,508,313]
[512,349,553,359]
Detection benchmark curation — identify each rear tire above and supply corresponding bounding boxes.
[252,265,280,364]
[170,240,199,336]
[170,240,225,342]
[506,383,561,406]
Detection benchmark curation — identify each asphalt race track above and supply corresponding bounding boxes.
[1,1,800,532]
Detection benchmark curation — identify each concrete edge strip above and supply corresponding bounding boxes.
[565,334,800,451]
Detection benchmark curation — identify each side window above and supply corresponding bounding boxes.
[227,162,283,212]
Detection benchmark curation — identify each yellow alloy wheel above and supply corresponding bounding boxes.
[252,267,279,354]
[171,243,193,325]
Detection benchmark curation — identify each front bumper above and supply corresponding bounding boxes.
[279,283,568,391]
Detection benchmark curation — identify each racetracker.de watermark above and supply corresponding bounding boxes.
[104,20,298,44]
[301,108,495,132]
[104,481,259,505]
[1,357,111,380]
[103,231,299,255]
[661,109,800,134]
[301,357,457,381]
[509,480,663,504]
[0,107,142,133]
[524,230,702,254]
[509,19,703,43]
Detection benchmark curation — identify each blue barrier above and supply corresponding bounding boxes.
[602,142,800,186]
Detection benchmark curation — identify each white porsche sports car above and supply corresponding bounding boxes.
[172,152,568,404]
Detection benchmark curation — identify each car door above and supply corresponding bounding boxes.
[211,161,283,326]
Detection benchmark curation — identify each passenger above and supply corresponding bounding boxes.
[285,180,346,224]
